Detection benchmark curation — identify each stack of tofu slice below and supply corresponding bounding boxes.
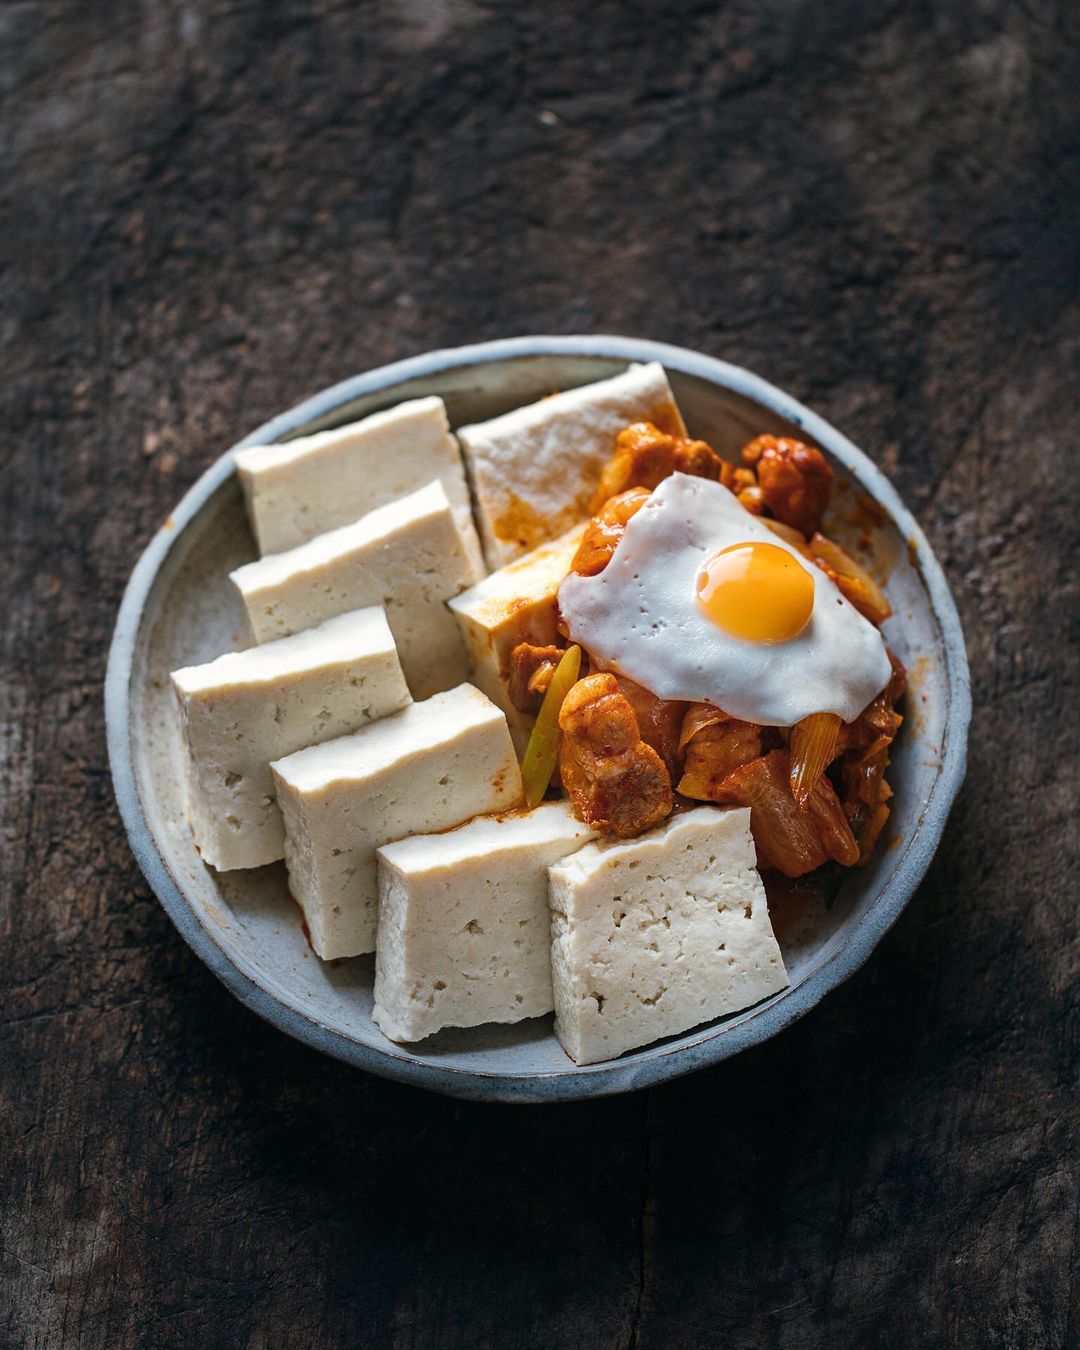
[169,364,789,1064]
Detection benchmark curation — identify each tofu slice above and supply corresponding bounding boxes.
[373,802,597,1043]
[271,684,523,960]
[457,361,686,567]
[234,396,474,556]
[548,807,788,1064]
[447,523,584,752]
[230,481,484,699]
[170,607,411,872]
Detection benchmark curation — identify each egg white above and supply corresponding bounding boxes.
[558,472,893,726]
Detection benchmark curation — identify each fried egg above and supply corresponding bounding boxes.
[557,472,892,726]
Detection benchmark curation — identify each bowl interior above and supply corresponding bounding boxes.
[124,348,956,1096]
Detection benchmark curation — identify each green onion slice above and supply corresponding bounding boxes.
[521,644,582,808]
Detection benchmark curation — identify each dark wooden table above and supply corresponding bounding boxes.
[3,3,1078,1346]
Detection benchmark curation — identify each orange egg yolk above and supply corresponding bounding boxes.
[696,541,815,643]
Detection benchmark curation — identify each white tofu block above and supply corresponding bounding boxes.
[447,523,585,752]
[457,361,686,567]
[373,803,598,1043]
[271,684,523,960]
[548,807,788,1065]
[230,481,484,699]
[234,396,475,556]
[170,608,411,872]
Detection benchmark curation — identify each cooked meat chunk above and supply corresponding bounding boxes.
[614,674,686,779]
[558,673,673,837]
[592,421,730,509]
[569,487,651,577]
[507,642,563,714]
[676,714,763,802]
[740,435,833,535]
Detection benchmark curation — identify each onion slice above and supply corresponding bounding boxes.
[809,532,893,624]
[789,711,842,807]
[763,517,811,553]
[677,701,728,753]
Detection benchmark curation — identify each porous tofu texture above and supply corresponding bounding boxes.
[271,684,523,960]
[548,807,788,1064]
[170,608,411,872]
[234,396,474,556]
[373,803,597,1043]
[456,361,686,567]
[229,480,484,699]
[447,523,585,752]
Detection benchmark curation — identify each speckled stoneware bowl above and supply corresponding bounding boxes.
[106,336,970,1102]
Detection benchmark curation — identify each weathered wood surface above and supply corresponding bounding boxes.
[2,1,1078,1346]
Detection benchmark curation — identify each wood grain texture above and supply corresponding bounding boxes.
[2,1,1078,1346]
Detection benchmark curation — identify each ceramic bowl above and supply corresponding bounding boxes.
[105,336,970,1102]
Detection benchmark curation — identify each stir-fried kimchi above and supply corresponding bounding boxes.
[510,421,905,882]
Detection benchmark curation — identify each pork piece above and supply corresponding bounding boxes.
[614,675,686,779]
[740,435,833,536]
[676,710,763,802]
[591,421,730,509]
[569,487,651,577]
[558,673,673,838]
[570,421,728,578]
[507,642,564,715]
[719,749,857,877]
